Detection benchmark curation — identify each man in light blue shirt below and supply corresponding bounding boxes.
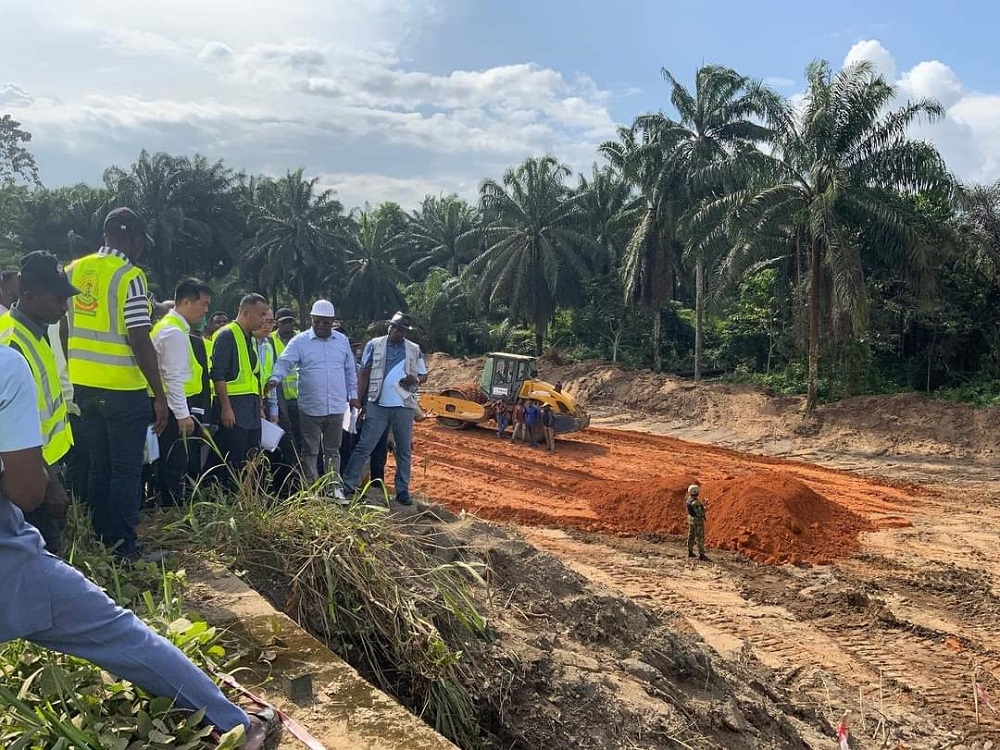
[342,312,427,506]
[0,345,279,747]
[266,300,359,494]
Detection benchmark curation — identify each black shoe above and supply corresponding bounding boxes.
[687,551,695,558]
[395,493,413,506]
[699,553,709,561]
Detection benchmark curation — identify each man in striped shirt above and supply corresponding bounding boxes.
[65,208,167,562]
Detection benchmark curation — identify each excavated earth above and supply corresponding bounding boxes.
[401,354,1000,749]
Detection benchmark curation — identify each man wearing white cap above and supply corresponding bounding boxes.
[266,299,358,498]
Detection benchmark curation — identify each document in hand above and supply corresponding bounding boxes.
[260,418,285,452]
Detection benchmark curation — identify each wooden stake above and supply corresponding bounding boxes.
[974,677,981,725]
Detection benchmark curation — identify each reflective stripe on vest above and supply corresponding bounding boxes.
[66,254,148,390]
[150,314,203,398]
[270,331,299,400]
[222,322,260,396]
[0,313,74,464]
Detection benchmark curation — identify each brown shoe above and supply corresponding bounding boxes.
[243,708,281,750]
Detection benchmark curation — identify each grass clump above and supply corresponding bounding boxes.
[156,459,491,748]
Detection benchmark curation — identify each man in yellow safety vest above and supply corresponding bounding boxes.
[64,208,167,561]
[151,278,213,506]
[0,251,79,553]
[207,293,269,477]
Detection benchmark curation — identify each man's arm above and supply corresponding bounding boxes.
[210,329,237,428]
[417,349,428,385]
[128,326,167,435]
[266,335,298,390]
[0,351,48,513]
[344,340,359,406]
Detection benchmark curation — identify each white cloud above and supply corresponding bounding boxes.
[844,39,897,81]
[0,83,33,108]
[833,39,1000,185]
[0,2,616,207]
[317,171,474,210]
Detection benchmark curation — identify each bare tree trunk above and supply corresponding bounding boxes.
[694,256,704,383]
[806,239,821,412]
[652,308,662,372]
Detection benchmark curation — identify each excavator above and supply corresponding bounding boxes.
[419,352,590,434]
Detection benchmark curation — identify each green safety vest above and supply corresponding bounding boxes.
[150,313,203,398]
[269,330,299,400]
[0,312,74,464]
[66,253,149,390]
[220,322,260,396]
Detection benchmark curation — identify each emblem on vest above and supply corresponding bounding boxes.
[73,269,101,315]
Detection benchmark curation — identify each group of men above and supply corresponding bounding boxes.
[497,399,557,451]
[0,205,432,744]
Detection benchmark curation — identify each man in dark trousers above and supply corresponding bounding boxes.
[206,293,268,478]
[150,278,213,506]
[64,207,167,561]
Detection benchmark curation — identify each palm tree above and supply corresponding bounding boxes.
[104,151,241,294]
[638,65,783,380]
[463,156,594,356]
[340,210,409,324]
[575,165,634,273]
[956,181,1000,282]
[707,60,952,410]
[244,168,344,324]
[403,194,479,279]
[600,125,684,371]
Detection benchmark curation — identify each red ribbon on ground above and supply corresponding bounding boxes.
[836,720,849,750]
[215,671,328,750]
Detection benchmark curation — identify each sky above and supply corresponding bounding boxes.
[2,0,999,209]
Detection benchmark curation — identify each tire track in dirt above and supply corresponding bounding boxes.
[526,528,1000,742]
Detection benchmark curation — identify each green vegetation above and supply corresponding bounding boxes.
[4,58,1000,408]
[154,466,490,748]
[0,505,247,750]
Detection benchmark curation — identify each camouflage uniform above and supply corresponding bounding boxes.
[686,487,707,560]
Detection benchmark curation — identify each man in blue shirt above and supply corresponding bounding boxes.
[523,400,540,448]
[0,344,278,748]
[266,300,359,498]
[341,312,427,506]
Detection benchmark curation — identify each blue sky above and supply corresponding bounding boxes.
[1,0,997,208]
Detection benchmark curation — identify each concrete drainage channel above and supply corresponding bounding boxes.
[186,564,458,750]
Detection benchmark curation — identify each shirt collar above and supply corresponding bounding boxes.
[166,309,191,333]
[97,246,131,263]
[307,328,339,341]
[10,306,49,340]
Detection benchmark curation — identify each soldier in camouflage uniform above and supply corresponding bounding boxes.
[686,484,708,561]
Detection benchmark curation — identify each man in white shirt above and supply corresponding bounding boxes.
[266,300,359,497]
[0,344,278,748]
[151,278,212,507]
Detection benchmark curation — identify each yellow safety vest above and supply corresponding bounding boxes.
[0,312,74,464]
[66,253,149,390]
[220,322,260,396]
[150,314,203,398]
[269,331,299,400]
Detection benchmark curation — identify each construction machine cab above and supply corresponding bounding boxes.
[481,353,537,401]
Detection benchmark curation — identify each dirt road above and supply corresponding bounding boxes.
[410,417,1000,747]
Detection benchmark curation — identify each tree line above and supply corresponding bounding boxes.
[3,60,1000,410]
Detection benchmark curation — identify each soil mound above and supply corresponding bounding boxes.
[583,471,873,565]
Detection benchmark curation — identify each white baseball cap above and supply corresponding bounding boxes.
[310,299,336,318]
